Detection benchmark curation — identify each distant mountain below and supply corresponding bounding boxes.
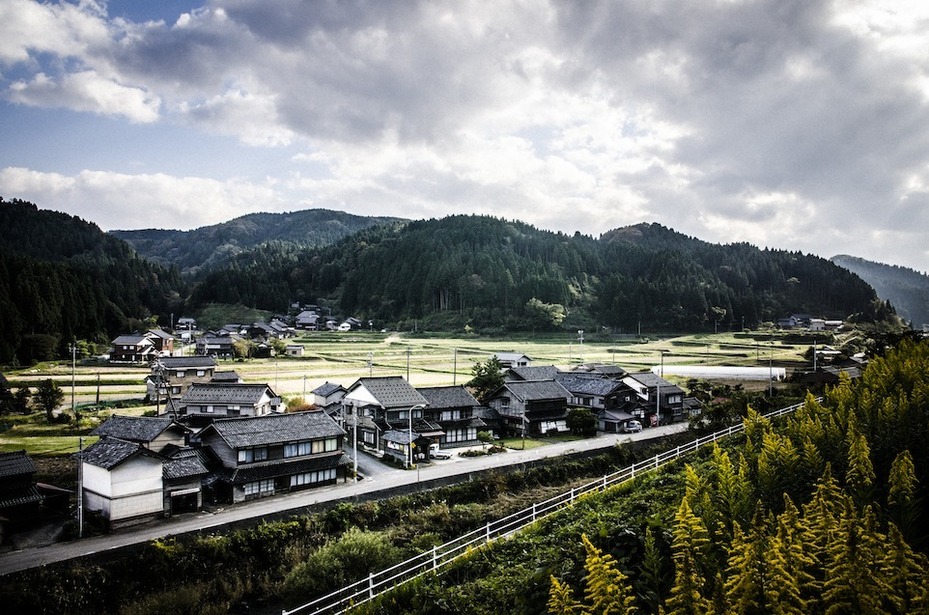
[831,254,929,328]
[0,198,184,363]
[111,209,405,276]
[190,216,885,333]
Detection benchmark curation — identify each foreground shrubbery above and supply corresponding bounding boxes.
[1,444,668,614]
[354,339,929,614]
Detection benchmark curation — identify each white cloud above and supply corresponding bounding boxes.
[1,0,929,271]
[0,166,280,230]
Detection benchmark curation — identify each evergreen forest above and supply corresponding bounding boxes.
[0,199,901,365]
[0,199,184,364]
[832,254,929,329]
[190,214,885,333]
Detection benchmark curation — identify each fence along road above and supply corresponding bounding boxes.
[283,399,815,615]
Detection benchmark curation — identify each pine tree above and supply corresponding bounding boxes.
[845,423,875,508]
[880,524,929,615]
[822,503,889,615]
[638,527,670,613]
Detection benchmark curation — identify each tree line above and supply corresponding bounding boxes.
[190,214,886,333]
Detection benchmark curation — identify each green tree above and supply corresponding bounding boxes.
[34,378,64,421]
[548,576,582,615]
[467,356,504,404]
[567,407,597,437]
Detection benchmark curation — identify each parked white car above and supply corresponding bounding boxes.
[623,420,643,433]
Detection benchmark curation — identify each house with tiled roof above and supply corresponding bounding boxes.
[484,379,571,437]
[313,381,347,416]
[146,355,218,402]
[198,412,348,503]
[619,372,686,425]
[161,447,210,514]
[109,333,158,363]
[91,415,190,453]
[494,352,532,369]
[505,365,560,382]
[341,376,436,464]
[0,450,43,539]
[177,382,282,423]
[146,328,175,355]
[417,385,487,449]
[79,437,165,528]
[554,373,625,411]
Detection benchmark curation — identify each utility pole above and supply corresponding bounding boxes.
[77,437,84,538]
[453,348,457,385]
[69,341,76,420]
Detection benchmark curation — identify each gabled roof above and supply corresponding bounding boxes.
[217,453,347,485]
[554,374,623,397]
[624,372,685,394]
[180,382,278,405]
[571,363,627,377]
[495,352,531,363]
[79,438,162,470]
[156,356,218,369]
[163,448,210,480]
[345,376,428,409]
[417,385,480,409]
[147,329,174,340]
[0,450,36,479]
[203,411,345,449]
[92,415,188,443]
[210,371,243,383]
[112,334,153,346]
[494,380,570,402]
[313,381,346,397]
[505,366,560,381]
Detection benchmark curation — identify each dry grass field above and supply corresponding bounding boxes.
[1,330,809,455]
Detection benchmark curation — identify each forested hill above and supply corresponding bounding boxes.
[111,209,405,276]
[831,254,929,329]
[190,215,885,333]
[0,198,184,364]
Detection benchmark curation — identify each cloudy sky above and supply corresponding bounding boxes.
[1,0,927,271]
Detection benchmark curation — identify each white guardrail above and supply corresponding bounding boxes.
[283,400,813,615]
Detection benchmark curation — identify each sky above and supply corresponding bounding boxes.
[1,0,928,272]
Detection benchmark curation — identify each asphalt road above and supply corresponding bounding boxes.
[0,423,688,576]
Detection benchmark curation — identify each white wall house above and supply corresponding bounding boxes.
[80,438,164,528]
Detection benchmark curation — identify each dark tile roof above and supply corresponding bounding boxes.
[112,334,151,345]
[156,356,218,369]
[207,411,345,448]
[0,484,42,509]
[555,374,623,396]
[79,438,161,470]
[0,450,36,479]
[506,366,560,381]
[417,385,479,408]
[599,409,635,422]
[163,448,210,480]
[351,376,428,409]
[91,415,184,442]
[625,372,685,394]
[210,371,243,382]
[218,452,346,485]
[498,380,571,402]
[181,382,277,405]
[313,381,346,397]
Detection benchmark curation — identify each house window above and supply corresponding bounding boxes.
[500,398,510,411]
[284,441,312,458]
[311,438,338,454]
[442,427,477,444]
[362,431,376,446]
[290,468,336,487]
[197,370,205,377]
[176,370,186,378]
[171,386,181,395]
[206,405,214,413]
[238,447,268,463]
[440,409,462,421]
[244,479,274,496]
[668,394,683,404]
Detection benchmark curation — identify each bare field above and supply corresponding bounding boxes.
[4,331,809,406]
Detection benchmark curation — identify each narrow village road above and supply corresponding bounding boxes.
[0,423,688,576]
